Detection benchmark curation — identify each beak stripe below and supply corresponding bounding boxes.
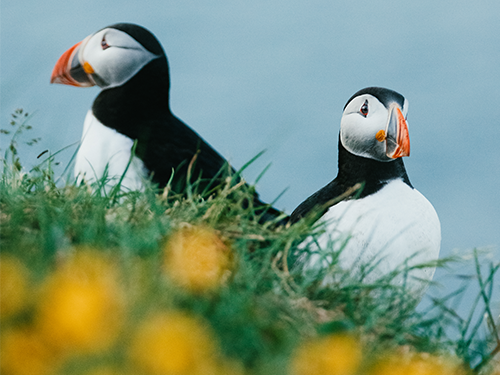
[392,108,410,158]
[50,41,83,86]
[50,40,95,87]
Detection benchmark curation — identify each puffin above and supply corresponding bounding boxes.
[291,87,441,296]
[51,23,283,221]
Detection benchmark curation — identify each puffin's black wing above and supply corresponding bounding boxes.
[290,138,412,225]
[137,115,232,192]
[140,115,287,222]
[290,178,347,224]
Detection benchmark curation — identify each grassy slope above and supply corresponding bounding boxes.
[1,111,499,375]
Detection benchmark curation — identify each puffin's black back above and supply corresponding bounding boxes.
[91,24,283,221]
[290,137,412,223]
[91,24,231,190]
[92,57,228,191]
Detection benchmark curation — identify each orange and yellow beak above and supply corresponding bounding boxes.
[50,39,95,87]
[376,105,410,159]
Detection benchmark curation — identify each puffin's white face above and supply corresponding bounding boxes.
[51,27,160,89]
[79,28,159,88]
[340,93,410,162]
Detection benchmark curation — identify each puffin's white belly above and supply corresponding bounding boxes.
[305,179,441,293]
[75,110,148,191]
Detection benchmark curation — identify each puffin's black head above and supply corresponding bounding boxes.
[105,23,165,56]
[340,87,410,162]
[51,23,168,90]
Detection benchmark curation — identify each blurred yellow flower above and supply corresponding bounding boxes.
[0,255,28,319]
[36,249,124,354]
[129,311,220,375]
[0,327,59,375]
[369,352,465,375]
[163,226,230,292]
[291,333,362,375]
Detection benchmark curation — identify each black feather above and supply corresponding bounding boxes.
[290,137,411,223]
[91,23,284,222]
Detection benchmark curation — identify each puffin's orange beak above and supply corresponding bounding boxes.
[385,105,410,158]
[51,40,95,87]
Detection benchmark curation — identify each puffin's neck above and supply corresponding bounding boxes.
[91,56,171,139]
[336,136,412,197]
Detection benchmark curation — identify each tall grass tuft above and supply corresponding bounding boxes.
[1,111,498,375]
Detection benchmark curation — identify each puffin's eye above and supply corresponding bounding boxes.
[360,100,369,117]
[101,36,110,50]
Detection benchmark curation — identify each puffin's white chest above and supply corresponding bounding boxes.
[307,179,441,291]
[75,110,148,191]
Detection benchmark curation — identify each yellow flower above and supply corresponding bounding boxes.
[0,327,59,375]
[129,311,220,375]
[0,255,28,319]
[369,352,465,375]
[36,249,124,354]
[291,333,362,375]
[163,226,230,292]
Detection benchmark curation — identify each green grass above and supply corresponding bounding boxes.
[1,110,499,375]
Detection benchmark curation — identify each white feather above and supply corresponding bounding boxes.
[304,179,441,295]
[340,94,410,162]
[80,28,159,89]
[74,110,148,191]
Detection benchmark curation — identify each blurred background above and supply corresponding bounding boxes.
[1,1,499,317]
